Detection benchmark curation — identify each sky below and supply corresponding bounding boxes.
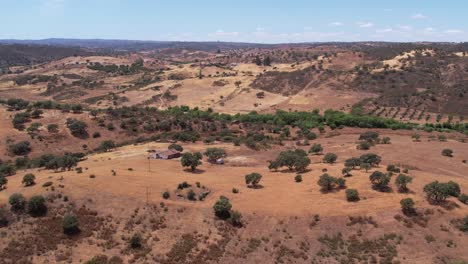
[1,0,467,43]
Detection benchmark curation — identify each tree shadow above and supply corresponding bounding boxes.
[183,168,206,174]
[247,184,264,189]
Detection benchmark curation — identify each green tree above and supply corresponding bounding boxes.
[423,181,450,203]
[441,149,453,157]
[400,198,415,215]
[8,141,32,156]
[369,171,391,191]
[245,173,262,188]
[168,143,183,152]
[63,213,80,235]
[27,195,47,217]
[203,148,226,163]
[346,189,360,202]
[181,152,202,171]
[395,174,412,192]
[317,173,337,191]
[271,149,310,172]
[359,131,379,143]
[263,56,271,66]
[228,210,243,227]
[213,196,232,219]
[98,140,116,152]
[323,153,337,164]
[295,174,303,182]
[309,143,323,155]
[22,173,36,186]
[0,175,7,190]
[66,118,88,138]
[342,167,352,177]
[254,56,262,66]
[359,153,382,167]
[47,124,59,133]
[9,193,26,211]
[344,157,361,169]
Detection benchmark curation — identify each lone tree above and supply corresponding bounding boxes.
[0,175,7,190]
[309,143,323,155]
[423,181,451,203]
[66,118,88,138]
[269,149,310,172]
[400,198,415,215]
[204,148,226,163]
[346,189,360,202]
[228,210,243,227]
[395,174,412,192]
[9,193,26,212]
[27,195,47,217]
[213,196,232,219]
[263,56,271,66]
[323,153,338,164]
[181,152,202,171]
[245,173,262,188]
[22,173,36,186]
[63,213,80,235]
[441,149,453,157]
[369,171,391,191]
[98,140,116,152]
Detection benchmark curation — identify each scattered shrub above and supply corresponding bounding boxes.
[346,189,360,202]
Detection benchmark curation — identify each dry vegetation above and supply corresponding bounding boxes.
[0,41,467,263]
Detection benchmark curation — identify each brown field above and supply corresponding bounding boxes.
[1,127,467,263]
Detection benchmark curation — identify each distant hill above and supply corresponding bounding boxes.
[0,44,93,68]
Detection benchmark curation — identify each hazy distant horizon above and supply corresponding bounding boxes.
[1,0,467,43]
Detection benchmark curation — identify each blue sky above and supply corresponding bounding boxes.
[1,0,467,43]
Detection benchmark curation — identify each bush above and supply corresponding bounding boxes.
[423,181,451,203]
[317,173,344,191]
[323,153,337,164]
[0,175,7,190]
[98,140,116,152]
[346,189,360,202]
[359,153,382,167]
[395,174,412,192]
[8,141,32,156]
[162,191,170,199]
[359,131,379,143]
[9,193,26,211]
[187,189,196,201]
[381,137,391,144]
[386,164,400,173]
[446,181,461,197]
[181,152,202,171]
[213,196,232,219]
[295,174,303,182]
[357,141,371,150]
[309,143,323,155]
[344,157,361,169]
[269,149,310,172]
[42,181,53,187]
[47,124,59,133]
[168,143,183,152]
[27,195,47,217]
[232,188,239,194]
[441,149,453,157]
[92,132,101,138]
[204,148,226,163]
[0,206,9,227]
[129,233,143,249]
[22,173,36,186]
[342,167,352,177]
[459,194,468,205]
[400,198,415,215]
[66,118,88,138]
[63,213,80,235]
[228,210,243,227]
[369,171,391,191]
[245,173,262,188]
